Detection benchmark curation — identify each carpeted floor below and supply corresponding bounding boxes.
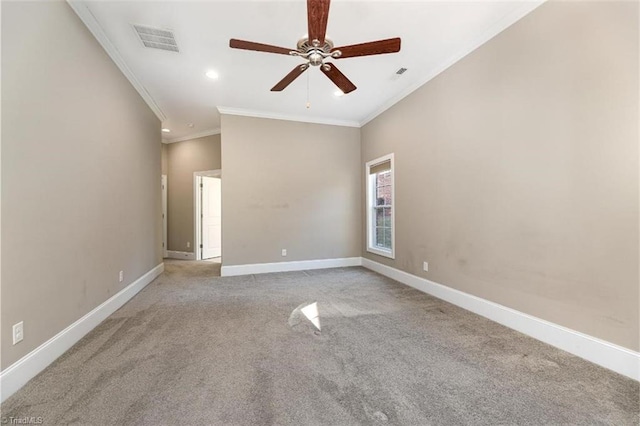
[2,260,638,425]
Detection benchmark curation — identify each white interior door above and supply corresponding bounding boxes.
[202,176,221,259]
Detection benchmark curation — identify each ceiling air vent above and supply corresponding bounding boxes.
[390,67,408,81]
[133,24,179,53]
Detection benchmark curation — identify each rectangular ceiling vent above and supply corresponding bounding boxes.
[390,67,408,81]
[133,24,179,53]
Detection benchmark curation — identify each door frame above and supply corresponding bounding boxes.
[162,174,168,258]
[194,169,222,260]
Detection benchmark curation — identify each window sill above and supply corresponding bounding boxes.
[367,246,395,259]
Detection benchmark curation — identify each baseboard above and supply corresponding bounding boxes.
[0,263,165,403]
[166,250,195,260]
[361,258,639,381]
[221,257,362,277]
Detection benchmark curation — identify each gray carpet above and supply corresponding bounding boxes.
[2,260,638,425]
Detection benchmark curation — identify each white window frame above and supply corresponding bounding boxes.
[366,153,395,259]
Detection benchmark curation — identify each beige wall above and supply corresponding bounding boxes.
[165,135,221,252]
[161,143,168,176]
[221,115,361,266]
[362,1,639,350]
[1,0,162,369]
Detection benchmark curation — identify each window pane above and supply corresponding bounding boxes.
[375,227,385,247]
[383,207,391,227]
[383,227,392,249]
[376,185,391,206]
[376,208,384,227]
[376,171,391,187]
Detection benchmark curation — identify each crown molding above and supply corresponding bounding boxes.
[162,128,221,144]
[359,0,546,127]
[217,106,361,128]
[67,1,167,122]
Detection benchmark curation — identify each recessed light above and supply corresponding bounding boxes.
[188,123,194,128]
[334,90,344,97]
[205,70,219,80]
[162,128,171,133]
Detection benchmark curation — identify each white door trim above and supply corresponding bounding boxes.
[161,175,168,258]
[194,169,221,260]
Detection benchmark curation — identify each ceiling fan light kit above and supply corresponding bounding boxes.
[229,0,401,95]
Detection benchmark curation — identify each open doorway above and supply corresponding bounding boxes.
[194,170,221,261]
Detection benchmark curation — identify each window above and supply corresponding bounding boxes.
[366,154,394,258]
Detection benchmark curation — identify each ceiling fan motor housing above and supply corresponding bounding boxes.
[297,37,333,53]
[296,37,336,66]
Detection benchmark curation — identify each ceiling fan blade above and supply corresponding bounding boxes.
[332,37,401,59]
[320,63,356,94]
[229,39,293,55]
[271,64,309,91]
[307,0,331,45]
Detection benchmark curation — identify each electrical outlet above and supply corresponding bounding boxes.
[187,242,190,248]
[119,270,124,282]
[423,262,429,272]
[13,321,24,345]
[281,249,287,257]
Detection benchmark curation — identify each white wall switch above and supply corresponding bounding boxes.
[119,270,124,282]
[187,242,190,248]
[281,249,287,257]
[423,262,429,272]
[13,321,24,345]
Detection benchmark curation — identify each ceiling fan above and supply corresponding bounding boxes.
[229,0,401,94]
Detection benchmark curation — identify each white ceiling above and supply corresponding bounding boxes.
[71,1,543,142]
